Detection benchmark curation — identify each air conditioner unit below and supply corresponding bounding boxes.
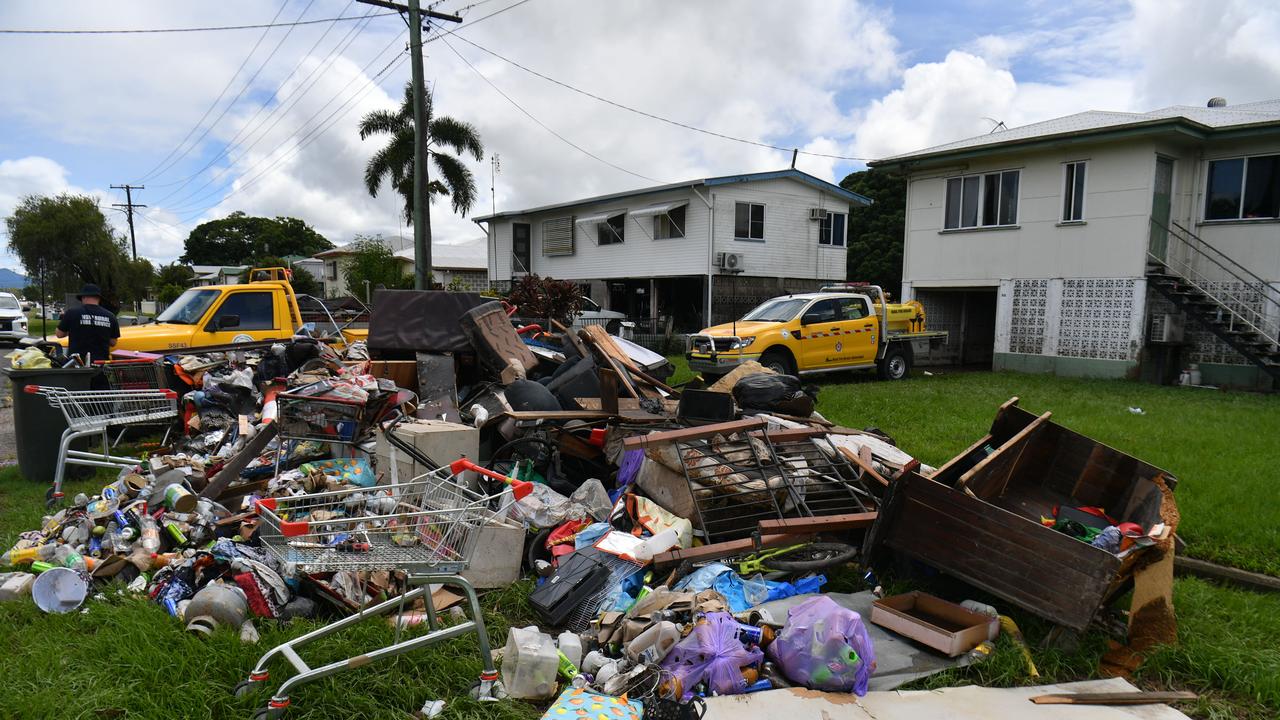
[808,208,828,221]
[1150,312,1184,343]
[723,252,744,271]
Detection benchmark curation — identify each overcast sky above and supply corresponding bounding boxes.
[1,0,1278,273]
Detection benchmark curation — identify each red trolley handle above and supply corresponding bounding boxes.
[449,458,534,501]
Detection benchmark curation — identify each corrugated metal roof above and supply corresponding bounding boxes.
[875,99,1280,165]
[393,237,487,270]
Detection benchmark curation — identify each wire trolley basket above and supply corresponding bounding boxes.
[254,458,534,576]
[100,358,168,391]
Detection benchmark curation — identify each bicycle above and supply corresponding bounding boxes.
[734,540,860,576]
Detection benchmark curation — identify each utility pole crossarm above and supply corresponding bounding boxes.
[354,0,462,25]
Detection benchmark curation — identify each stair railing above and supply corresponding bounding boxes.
[1148,219,1279,348]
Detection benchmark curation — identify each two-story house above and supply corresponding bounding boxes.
[473,169,870,331]
[873,98,1280,389]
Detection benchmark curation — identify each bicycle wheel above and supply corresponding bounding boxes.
[760,542,859,573]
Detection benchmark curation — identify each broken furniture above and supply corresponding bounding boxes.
[866,397,1178,631]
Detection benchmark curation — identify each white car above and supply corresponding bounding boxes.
[0,292,29,342]
[572,296,632,338]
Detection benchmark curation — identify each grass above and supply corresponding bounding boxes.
[3,367,1280,718]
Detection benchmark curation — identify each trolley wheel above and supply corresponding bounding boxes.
[760,542,860,573]
[251,707,285,720]
[45,487,60,509]
[233,679,264,698]
[470,678,507,702]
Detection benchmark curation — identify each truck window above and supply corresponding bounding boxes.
[157,289,219,325]
[839,298,870,320]
[214,292,275,330]
[804,299,841,323]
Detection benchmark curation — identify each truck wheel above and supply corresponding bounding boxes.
[759,348,796,376]
[878,345,910,380]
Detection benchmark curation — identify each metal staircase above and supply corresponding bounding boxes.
[1146,220,1280,383]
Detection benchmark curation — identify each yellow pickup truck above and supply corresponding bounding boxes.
[63,267,367,354]
[686,284,947,380]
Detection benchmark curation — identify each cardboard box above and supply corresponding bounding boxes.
[870,591,998,657]
[374,419,480,483]
[460,517,525,589]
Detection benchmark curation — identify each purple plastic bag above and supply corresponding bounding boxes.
[660,612,764,699]
[766,595,876,695]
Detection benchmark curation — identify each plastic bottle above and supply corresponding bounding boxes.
[0,545,41,566]
[138,509,161,554]
[557,631,583,670]
[51,545,87,572]
[632,528,680,563]
[626,620,680,664]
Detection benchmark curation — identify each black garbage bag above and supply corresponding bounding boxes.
[731,372,817,416]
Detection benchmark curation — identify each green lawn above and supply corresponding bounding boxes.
[2,368,1279,718]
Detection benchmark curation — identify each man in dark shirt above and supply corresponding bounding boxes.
[55,284,120,363]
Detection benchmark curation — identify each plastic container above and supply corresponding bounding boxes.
[626,620,680,664]
[6,366,100,483]
[502,626,559,700]
[557,631,583,669]
[632,528,680,563]
[31,566,88,613]
[184,582,248,635]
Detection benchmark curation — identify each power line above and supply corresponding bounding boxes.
[436,32,664,184]
[110,184,146,259]
[0,12,398,35]
[133,1,292,183]
[450,34,872,162]
[149,2,376,201]
[143,0,320,184]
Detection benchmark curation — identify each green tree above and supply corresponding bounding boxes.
[359,82,485,221]
[342,236,413,299]
[154,263,195,304]
[181,212,333,265]
[4,193,139,306]
[840,167,907,298]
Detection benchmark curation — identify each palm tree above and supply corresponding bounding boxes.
[359,82,484,221]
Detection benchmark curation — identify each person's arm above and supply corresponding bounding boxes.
[55,309,74,338]
[109,314,121,348]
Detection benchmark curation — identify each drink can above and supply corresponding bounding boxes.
[165,522,188,546]
[30,560,56,574]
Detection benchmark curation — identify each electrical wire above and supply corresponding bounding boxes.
[0,12,398,35]
[450,34,872,162]
[148,0,363,191]
[133,0,292,183]
[436,32,664,184]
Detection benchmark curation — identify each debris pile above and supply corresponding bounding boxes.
[0,292,1185,717]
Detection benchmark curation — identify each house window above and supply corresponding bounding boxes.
[512,223,532,272]
[1062,161,1086,222]
[818,211,847,246]
[734,202,764,240]
[944,170,1020,229]
[542,216,574,256]
[1205,155,1280,220]
[598,213,625,245]
[325,261,337,281]
[654,205,686,239]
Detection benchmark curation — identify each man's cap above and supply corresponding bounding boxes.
[75,283,103,300]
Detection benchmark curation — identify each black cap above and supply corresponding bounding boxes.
[75,283,103,300]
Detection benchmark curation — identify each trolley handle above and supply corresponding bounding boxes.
[449,458,534,501]
[253,497,311,538]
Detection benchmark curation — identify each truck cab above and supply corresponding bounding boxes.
[687,285,945,381]
[58,267,366,354]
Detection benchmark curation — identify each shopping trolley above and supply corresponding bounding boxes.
[25,385,179,507]
[235,458,533,719]
[99,359,176,447]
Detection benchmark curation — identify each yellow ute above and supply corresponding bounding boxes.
[686,284,946,380]
[59,267,366,354]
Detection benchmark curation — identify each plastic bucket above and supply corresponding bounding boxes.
[31,567,88,613]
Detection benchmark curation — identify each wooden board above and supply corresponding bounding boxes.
[957,411,1050,498]
[757,512,877,534]
[651,532,811,569]
[200,422,277,500]
[1030,691,1196,705]
[877,471,1119,630]
[622,418,767,449]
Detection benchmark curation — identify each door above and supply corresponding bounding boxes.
[512,223,532,274]
[798,299,844,369]
[836,296,879,363]
[1149,157,1174,262]
[197,291,279,345]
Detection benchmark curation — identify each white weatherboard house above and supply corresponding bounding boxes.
[873,98,1280,389]
[473,169,870,332]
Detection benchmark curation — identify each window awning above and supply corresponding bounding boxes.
[628,200,688,218]
[575,210,625,227]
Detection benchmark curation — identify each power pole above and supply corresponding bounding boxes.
[110,184,146,260]
[490,153,500,216]
[357,0,461,290]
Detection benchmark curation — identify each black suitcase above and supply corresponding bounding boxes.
[529,549,613,627]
